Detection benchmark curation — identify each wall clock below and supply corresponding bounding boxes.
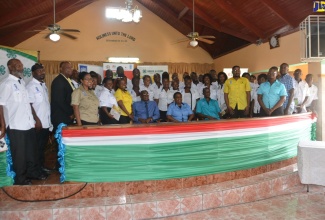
[269,36,279,49]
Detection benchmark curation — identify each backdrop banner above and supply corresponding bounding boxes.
[78,63,103,79]
[102,63,134,79]
[0,45,38,83]
[56,114,316,183]
[137,65,168,79]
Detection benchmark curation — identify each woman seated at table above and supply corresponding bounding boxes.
[99,77,119,125]
[115,78,133,124]
[71,71,99,126]
[167,92,194,122]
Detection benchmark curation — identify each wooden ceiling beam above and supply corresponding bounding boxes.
[0,0,87,43]
[139,0,192,33]
[213,0,264,38]
[259,0,296,27]
[182,15,215,30]
[0,14,48,30]
[178,0,256,42]
[0,0,46,27]
[178,7,189,19]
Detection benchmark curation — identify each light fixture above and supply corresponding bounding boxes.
[49,33,60,42]
[190,39,198,47]
[108,57,139,63]
[106,0,142,23]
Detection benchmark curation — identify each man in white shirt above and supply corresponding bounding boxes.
[154,77,174,122]
[71,69,79,89]
[181,76,200,112]
[139,75,155,101]
[293,69,310,113]
[151,73,162,93]
[0,59,45,185]
[304,74,318,112]
[27,63,52,175]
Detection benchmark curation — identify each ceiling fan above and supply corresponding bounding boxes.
[176,0,215,47]
[33,0,80,41]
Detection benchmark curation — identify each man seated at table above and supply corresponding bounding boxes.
[133,90,160,124]
[196,88,221,120]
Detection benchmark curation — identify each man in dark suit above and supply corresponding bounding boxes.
[51,61,75,132]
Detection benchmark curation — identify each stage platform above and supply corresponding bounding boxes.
[0,162,309,219]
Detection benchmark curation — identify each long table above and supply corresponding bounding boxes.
[54,113,316,183]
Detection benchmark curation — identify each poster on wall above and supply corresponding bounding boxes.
[0,45,38,83]
[78,63,103,78]
[137,65,168,79]
[102,63,134,79]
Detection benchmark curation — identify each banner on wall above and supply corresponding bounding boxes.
[102,63,134,79]
[0,45,38,83]
[78,64,103,78]
[137,65,168,79]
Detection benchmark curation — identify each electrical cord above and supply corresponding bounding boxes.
[1,182,88,202]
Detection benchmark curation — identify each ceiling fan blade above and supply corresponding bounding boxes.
[197,37,214,44]
[174,37,190,44]
[60,29,80,32]
[199,35,216,39]
[61,32,78,40]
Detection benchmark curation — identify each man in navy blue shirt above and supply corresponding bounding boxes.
[133,90,160,123]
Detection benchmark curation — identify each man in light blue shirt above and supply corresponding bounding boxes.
[279,63,295,115]
[196,88,221,120]
[167,92,194,122]
[258,66,287,117]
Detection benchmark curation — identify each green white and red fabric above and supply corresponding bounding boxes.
[58,114,316,183]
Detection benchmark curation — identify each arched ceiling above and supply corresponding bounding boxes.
[0,0,314,59]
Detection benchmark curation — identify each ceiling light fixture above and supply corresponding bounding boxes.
[106,0,142,23]
[190,39,198,47]
[49,33,60,41]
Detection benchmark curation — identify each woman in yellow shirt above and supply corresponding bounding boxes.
[114,78,133,124]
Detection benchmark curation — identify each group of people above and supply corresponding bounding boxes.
[0,59,318,185]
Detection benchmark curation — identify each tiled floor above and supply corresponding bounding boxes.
[162,185,325,220]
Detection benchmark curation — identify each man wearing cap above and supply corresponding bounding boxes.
[51,61,75,132]
[0,59,46,185]
[27,63,52,175]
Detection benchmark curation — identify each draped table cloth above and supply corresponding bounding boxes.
[55,113,316,183]
[298,140,325,186]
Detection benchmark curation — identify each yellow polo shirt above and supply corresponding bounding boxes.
[224,77,251,110]
[114,88,133,116]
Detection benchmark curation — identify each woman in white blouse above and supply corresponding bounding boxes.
[99,77,119,124]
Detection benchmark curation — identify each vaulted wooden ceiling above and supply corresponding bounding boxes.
[0,0,314,59]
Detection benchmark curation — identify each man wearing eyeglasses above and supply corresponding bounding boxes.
[224,65,251,118]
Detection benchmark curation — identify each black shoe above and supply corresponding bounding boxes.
[28,173,48,180]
